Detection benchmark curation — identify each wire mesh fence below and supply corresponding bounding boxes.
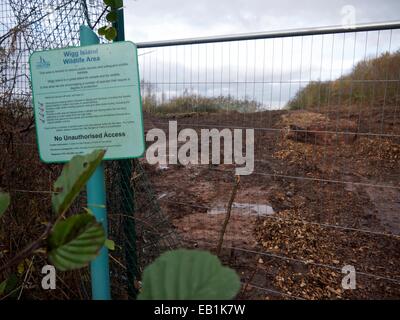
[137,23,400,299]
[0,0,400,300]
[1,0,106,300]
[0,0,180,300]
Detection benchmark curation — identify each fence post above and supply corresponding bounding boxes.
[80,25,111,301]
[113,5,139,299]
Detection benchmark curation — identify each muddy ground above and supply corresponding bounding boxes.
[1,105,399,300]
[142,106,400,300]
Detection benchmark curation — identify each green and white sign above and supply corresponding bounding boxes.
[29,41,145,163]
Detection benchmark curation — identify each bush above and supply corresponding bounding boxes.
[287,50,400,110]
[141,82,261,114]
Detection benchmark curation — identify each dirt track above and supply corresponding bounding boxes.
[1,105,398,299]
[143,106,400,299]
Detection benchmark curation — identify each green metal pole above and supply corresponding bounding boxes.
[113,5,139,299]
[80,25,111,301]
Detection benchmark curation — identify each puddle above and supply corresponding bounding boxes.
[208,202,275,216]
[157,164,169,171]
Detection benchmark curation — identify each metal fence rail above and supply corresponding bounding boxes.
[137,20,400,47]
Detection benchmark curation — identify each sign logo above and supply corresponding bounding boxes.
[36,56,50,69]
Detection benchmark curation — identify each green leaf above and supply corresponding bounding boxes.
[48,214,106,271]
[104,239,115,251]
[105,27,117,41]
[0,279,6,295]
[17,261,25,275]
[138,249,241,300]
[103,0,114,6]
[112,0,123,9]
[51,150,105,215]
[106,11,117,22]
[0,274,18,296]
[0,192,10,218]
[104,0,123,8]
[98,26,107,36]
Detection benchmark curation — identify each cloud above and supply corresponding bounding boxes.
[124,0,400,42]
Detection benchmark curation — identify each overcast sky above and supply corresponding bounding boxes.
[123,0,400,42]
[120,0,400,108]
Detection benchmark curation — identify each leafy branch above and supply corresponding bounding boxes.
[97,0,124,41]
[0,148,241,300]
[0,150,107,275]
